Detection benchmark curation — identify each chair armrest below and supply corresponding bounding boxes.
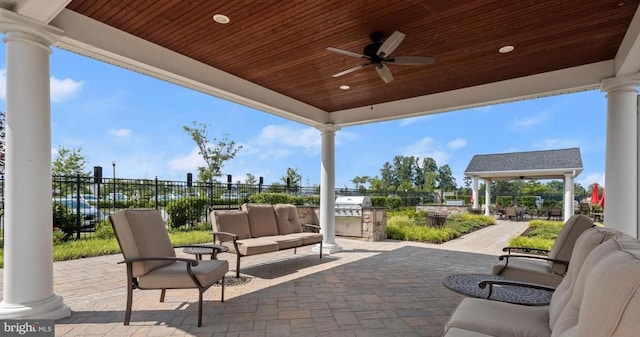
[213,231,238,243]
[118,256,198,266]
[502,247,550,255]
[301,224,321,232]
[478,279,556,299]
[498,254,569,266]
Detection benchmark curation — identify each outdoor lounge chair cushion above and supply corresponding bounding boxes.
[546,214,593,274]
[548,226,619,327]
[223,238,279,256]
[212,210,251,240]
[138,259,228,289]
[492,258,564,287]
[289,232,323,245]
[273,204,303,234]
[550,235,640,337]
[260,235,303,250]
[242,203,280,237]
[110,209,176,277]
[443,328,494,337]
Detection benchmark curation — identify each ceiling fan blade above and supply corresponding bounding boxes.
[387,56,436,65]
[326,47,369,59]
[376,64,394,83]
[332,63,370,77]
[377,31,405,57]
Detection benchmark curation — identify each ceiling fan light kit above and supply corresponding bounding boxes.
[327,31,435,84]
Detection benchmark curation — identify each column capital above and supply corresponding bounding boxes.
[0,9,63,47]
[601,74,640,94]
[316,123,341,134]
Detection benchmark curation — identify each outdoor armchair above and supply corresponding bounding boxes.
[110,209,229,327]
[491,214,593,287]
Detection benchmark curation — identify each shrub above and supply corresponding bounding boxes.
[248,193,292,204]
[52,202,76,241]
[95,219,115,239]
[496,196,512,206]
[371,196,386,207]
[386,212,494,244]
[166,197,209,229]
[385,195,403,210]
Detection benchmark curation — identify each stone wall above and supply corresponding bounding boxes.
[296,206,387,242]
[416,205,472,215]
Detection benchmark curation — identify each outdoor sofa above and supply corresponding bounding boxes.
[210,203,323,277]
[443,226,639,337]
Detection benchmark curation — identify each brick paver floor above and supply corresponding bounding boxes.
[2,219,527,337]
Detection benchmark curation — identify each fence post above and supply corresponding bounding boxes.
[75,173,81,239]
[154,176,159,209]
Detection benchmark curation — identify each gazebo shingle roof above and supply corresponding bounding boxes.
[465,148,583,180]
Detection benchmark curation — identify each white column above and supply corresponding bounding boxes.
[0,11,69,319]
[563,172,574,222]
[314,124,342,254]
[484,180,492,216]
[471,177,479,209]
[601,75,640,237]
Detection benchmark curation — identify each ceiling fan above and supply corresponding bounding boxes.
[327,31,435,84]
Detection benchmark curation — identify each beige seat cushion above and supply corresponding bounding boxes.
[443,328,495,337]
[111,209,176,277]
[222,238,279,256]
[547,215,593,274]
[138,259,229,289]
[211,210,251,240]
[289,232,323,245]
[548,227,620,327]
[273,204,303,234]
[242,204,280,237]
[492,258,564,287]
[446,298,550,337]
[551,235,640,337]
[260,235,303,249]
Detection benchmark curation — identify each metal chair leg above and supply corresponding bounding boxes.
[221,276,225,303]
[320,241,323,259]
[236,255,241,278]
[197,288,204,327]
[124,275,133,325]
[160,289,166,302]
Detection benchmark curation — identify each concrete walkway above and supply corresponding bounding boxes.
[439,219,530,255]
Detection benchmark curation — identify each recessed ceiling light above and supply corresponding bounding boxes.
[213,14,230,24]
[339,85,350,90]
[499,45,514,54]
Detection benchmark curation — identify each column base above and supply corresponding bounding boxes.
[312,242,343,254]
[0,294,70,320]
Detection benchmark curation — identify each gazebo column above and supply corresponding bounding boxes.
[563,172,574,221]
[471,177,479,209]
[314,124,342,254]
[484,180,492,216]
[601,75,640,237]
[0,11,70,319]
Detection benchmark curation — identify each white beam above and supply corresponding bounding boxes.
[331,61,614,126]
[49,9,329,127]
[15,0,69,23]
[615,4,640,76]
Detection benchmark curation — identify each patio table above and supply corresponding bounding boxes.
[442,273,553,306]
[182,244,229,260]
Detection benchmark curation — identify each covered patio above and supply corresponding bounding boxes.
[0,1,639,321]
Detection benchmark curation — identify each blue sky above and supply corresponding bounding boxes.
[0,44,608,189]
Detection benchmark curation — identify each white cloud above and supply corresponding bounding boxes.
[577,172,605,188]
[447,138,467,149]
[168,147,204,172]
[532,138,580,150]
[401,137,452,164]
[0,69,84,102]
[398,115,431,126]
[51,147,59,161]
[510,111,548,129]
[109,128,132,138]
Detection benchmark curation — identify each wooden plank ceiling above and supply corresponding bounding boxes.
[66,0,639,112]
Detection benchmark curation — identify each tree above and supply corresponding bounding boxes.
[352,176,370,192]
[421,157,438,192]
[183,122,242,182]
[280,167,302,192]
[245,173,257,185]
[436,164,457,192]
[52,146,90,177]
[380,162,394,191]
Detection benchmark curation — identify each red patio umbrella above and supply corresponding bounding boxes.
[599,190,605,208]
[591,183,600,204]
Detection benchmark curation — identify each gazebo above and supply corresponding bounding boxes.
[464,148,584,221]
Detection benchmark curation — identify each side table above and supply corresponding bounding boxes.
[442,273,553,306]
[183,244,229,260]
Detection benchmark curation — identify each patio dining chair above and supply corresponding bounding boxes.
[492,214,594,287]
[110,209,229,327]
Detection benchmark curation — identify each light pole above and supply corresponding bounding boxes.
[112,161,116,209]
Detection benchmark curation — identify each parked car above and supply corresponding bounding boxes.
[65,193,99,204]
[535,196,544,208]
[220,192,250,200]
[106,193,128,201]
[54,198,105,228]
[149,194,181,202]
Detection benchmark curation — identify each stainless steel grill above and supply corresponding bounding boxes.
[335,196,372,237]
